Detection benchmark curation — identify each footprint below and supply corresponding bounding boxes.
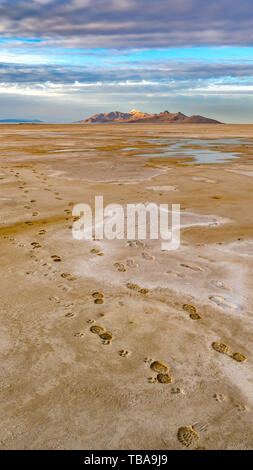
[177,426,200,448]
[65,312,75,318]
[171,387,185,395]
[157,373,172,384]
[150,361,169,374]
[94,298,104,304]
[209,295,239,310]
[181,263,204,272]
[61,273,77,281]
[126,259,138,268]
[90,248,104,256]
[119,349,131,357]
[148,377,158,383]
[92,291,104,299]
[51,255,62,262]
[142,252,155,261]
[99,331,114,345]
[90,325,106,335]
[183,304,197,314]
[183,304,202,320]
[31,242,41,249]
[114,262,126,272]
[232,352,247,362]
[166,270,190,279]
[214,393,227,402]
[211,280,233,291]
[127,240,145,248]
[212,341,233,357]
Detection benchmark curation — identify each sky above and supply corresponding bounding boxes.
[0,0,253,123]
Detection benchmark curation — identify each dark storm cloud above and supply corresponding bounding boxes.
[0,0,253,47]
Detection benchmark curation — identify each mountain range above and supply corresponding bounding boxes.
[77,109,221,124]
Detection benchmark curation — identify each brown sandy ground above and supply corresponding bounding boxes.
[0,124,252,450]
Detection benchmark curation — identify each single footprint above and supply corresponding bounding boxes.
[209,295,239,310]
[177,426,200,448]
[181,263,204,272]
[183,304,197,314]
[119,349,131,357]
[166,270,190,279]
[126,259,139,268]
[94,298,104,304]
[90,325,106,335]
[211,280,233,291]
[142,252,155,261]
[148,377,158,383]
[61,273,77,281]
[92,291,104,299]
[171,387,185,395]
[127,240,145,248]
[214,393,227,402]
[157,373,172,384]
[90,248,104,256]
[51,255,62,262]
[150,361,169,374]
[99,331,114,345]
[232,352,247,362]
[212,341,233,357]
[31,242,41,249]
[114,262,126,272]
[65,312,75,318]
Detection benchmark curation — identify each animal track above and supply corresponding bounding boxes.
[114,262,126,272]
[65,312,75,318]
[126,259,138,268]
[214,393,227,402]
[51,255,62,262]
[119,349,131,357]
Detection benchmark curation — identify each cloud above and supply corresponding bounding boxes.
[0,0,253,47]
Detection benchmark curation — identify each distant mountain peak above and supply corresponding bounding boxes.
[77,109,221,124]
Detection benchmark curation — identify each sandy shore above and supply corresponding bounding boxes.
[0,123,252,450]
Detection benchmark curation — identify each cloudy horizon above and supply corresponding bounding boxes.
[1,0,253,123]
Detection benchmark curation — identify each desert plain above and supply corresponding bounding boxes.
[0,123,252,450]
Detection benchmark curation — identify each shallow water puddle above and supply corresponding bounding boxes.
[137,138,253,164]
